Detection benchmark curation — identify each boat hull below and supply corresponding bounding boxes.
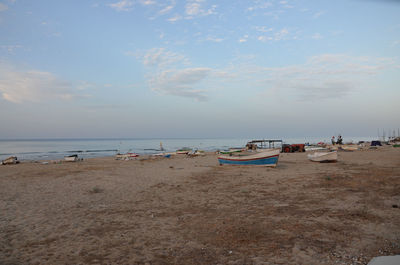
[218,149,280,167]
[307,151,337,162]
[64,156,78,162]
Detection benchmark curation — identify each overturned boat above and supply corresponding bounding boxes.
[218,148,280,167]
[307,151,337,163]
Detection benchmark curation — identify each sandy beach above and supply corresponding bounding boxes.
[1,146,400,264]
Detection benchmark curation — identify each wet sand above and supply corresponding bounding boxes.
[1,147,400,264]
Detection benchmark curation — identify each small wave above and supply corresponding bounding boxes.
[18,151,43,155]
[67,149,118,153]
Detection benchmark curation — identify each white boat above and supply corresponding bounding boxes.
[307,151,337,162]
[305,146,328,152]
[115,152,139,160]
[218,148,280,167]
[64,154,79,162]
[339,145,359,151]
[187,150,206,157]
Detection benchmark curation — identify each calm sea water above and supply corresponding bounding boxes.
[0,137,374,161]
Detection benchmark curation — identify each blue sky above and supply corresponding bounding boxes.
[0,0,399,139]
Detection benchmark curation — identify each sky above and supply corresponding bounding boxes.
[0,0,399,139]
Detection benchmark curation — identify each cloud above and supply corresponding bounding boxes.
[167,15,182,22]
[141,48,188,68]
[257,28,293,42]
[313,11,325,19]
[311,33,323,40]
[391,40,400,47]
[0,3,8,11]
[0,65,88,103]
[260,54,396,100]
[159,4,174,15]
[247,1,273,11]
[137,48,212,101]
[0,44,22,53]
[185,0,217,19]
[139,0,155,5]
[239,35,248,43]
[109,0,134,11]
[279,0,294,9]
[150,68,210,101]
[205,36,223,42]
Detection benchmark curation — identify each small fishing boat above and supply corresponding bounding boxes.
[187,150,206,157]
[305,146,328,152]
[218,148,280,167]
[152,152,174,158]
[218,148,245,155]
[64,154,79,162]
[339,145,359,151]
[307,151,337,162]
[115,152,139,160]
[176,148,191,154]
[1,156,20,165]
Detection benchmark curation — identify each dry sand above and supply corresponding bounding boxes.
[1,147,400,264]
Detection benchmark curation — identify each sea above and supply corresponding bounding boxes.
[0,137,375,161]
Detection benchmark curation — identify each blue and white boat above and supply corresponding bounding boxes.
[217,148,280,167]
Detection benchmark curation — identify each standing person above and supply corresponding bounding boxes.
[331,136,335,145]
[337,135,343,145]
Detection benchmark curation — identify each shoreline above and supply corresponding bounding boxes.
[0,137,383,162]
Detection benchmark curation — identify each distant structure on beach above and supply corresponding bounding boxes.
[378,128,400,142]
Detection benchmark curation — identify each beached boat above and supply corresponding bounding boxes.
[152,152,174,158]
[176,148,191,154]
[307,151,337,162]
[305,146,328,152]
[218,148,244,155]
[218,148,280,167]
[64,154,79,162]
[1,156,20,165]
[115,152,139,160]
[391,142,400,147]
[187,150,206,157]
[339,145,359,151]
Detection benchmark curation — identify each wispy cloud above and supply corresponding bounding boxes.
[139,0,156,5]
[311,33,323,40]
[391,40,400,47]
[0,3,8,12]
[109,0,134,11]
[150,68,210,101]
[205,36,224,42]
[0,70,72,103]
[159,4,174,15]
[185,0,217,19]
[247,1,273,11]
[239,35,248,43]
[260,54,396,100]
[167,14,182,22]
[0,64,89,103]
[257,28,292,42]
[137,48,212,101]
[279,0,294,9]
[140,48,189,68]
[0,44,22,53]
[313,10,325,19]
